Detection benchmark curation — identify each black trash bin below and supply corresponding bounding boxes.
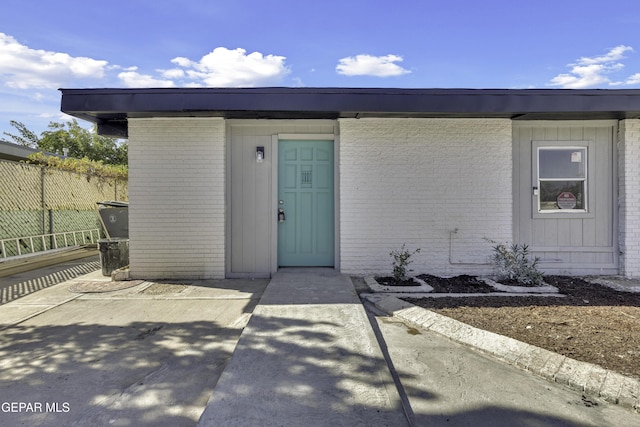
[97,201,129,238]
[98,238,129,276]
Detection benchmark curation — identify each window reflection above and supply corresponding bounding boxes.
[538,147,587,212]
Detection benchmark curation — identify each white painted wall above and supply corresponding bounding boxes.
[128,117,225,279]
[125,115,638,279]
[618,119,640,278]
[338,118,513,277]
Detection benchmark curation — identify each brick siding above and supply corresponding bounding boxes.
[128,118,225,279]
[618,119,640,278]
[338,118,513,276]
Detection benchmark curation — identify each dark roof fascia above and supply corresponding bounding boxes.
[59,88,640,137]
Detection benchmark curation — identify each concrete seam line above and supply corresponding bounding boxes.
[361,299,416,427]
[0,295,83,331]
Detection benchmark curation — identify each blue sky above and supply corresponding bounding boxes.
[1,0,640,139]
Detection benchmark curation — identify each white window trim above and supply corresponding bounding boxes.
[533,140,594,219]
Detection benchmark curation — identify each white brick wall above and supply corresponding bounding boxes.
[618,119,640,278]
[338,118,512,276]
[128,118,225,279]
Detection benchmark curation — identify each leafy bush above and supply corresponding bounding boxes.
[26,152,128,181]
[490,242,544,286]
[390,244,421,282]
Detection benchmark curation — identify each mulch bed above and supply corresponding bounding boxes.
[375,276,422,287]
[417,274,495,293]
[375,274,539,292]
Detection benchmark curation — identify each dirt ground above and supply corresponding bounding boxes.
[404,276,640,380]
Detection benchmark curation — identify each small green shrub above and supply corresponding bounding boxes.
[390,244,421,282]
[490,242,544,286]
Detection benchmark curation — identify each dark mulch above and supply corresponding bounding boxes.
[375,276,422,287]
[417,274,495,293]
[408,276,640,308]
[375,274,539,292]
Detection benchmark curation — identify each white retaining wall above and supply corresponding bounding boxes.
[128,118,226,279]
[338,118,513,276]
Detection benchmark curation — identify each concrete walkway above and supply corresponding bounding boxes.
[199,269,639,427]
[1,266,638,426]
[197,268,408,426]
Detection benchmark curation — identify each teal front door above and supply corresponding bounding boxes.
[278,140,334,267]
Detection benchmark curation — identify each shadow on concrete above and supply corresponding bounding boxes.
[0,320,238,426]
[0,278,267,426]
[0,272,619,427]
[0,258,100,305]
[198,310,411,426]
[200,303,595,425]
[412,407,594,427]
[365,303,594,427]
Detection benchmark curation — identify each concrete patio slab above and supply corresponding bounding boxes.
[0,273,268,427]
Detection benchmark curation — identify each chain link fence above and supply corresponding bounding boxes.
[0,159,128,257]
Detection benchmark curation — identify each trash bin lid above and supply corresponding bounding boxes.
[97,200,129,208]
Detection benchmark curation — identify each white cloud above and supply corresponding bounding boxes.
[171,57,192,68]
[161,68,185,79]
[549,64,619,88]
[38,112,68,121]
[167,47,290,87]
[109,65,137,72]
[576,45,632,65]
[0,33,291,91]
[336,54,410,77]
[548,45,636,88]
[627,73,640,85]
[117,71,175,88]
[0,32,108,89]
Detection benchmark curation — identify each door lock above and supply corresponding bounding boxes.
[278,208,286,223]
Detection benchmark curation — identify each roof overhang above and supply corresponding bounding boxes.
[0,139,64,162]
[59,87,640,138]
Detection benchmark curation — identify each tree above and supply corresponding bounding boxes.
[39,120,127,165]
[4,119,128,165]
[2,120,40,148]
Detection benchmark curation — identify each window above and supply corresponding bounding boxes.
[537,146,587,212]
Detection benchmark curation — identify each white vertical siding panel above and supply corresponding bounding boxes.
[514,122,617,274]
[338,118,513,276]
[594,127,614,247]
